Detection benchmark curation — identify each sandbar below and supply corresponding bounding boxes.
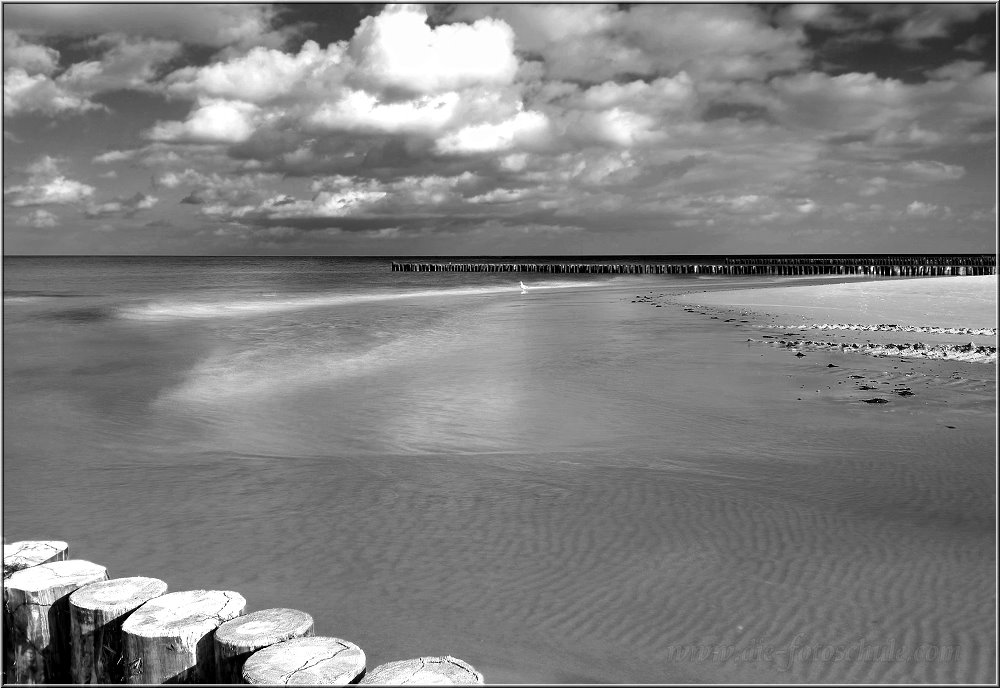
[676,275,997,364]
[678,275,996,329]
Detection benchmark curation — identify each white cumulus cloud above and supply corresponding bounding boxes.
[349,5,518,95]
[3,68,103,116]
[166,41,347,103]
[3,30,60,75]
[147,99,260,144]
[435,110,550,155]
[4,156,96,207]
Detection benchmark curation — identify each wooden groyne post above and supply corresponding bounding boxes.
[389,254,997,276]
[241,636,366,684]
[121,589,246,683]
[360,656,485,684]
[3,559,109,683]
[3,541,68,577]
[3,540,486,685]
[214,607,315,683]
[69,576,169,683]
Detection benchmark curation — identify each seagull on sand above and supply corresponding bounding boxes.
[520,281,529,294]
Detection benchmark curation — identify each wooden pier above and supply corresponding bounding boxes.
[391,255,996,276]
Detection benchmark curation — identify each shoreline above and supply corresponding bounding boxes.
[674,275,996,327]
[670,275,998,365]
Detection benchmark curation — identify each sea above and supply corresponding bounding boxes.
[3,256,995,683]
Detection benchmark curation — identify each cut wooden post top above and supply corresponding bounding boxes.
[69,576,168,614]
[359,656,484,685]
[216,608,314,648]
[3,559,107,594]
[2,540,69,576]
[121,590,246,639]
[242,636,365,685]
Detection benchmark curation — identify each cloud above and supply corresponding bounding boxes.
[19,209,59,228]
[780,4,994,50]
[770,66,995,152]
[93,150,138,164]
[4,156,96,206]
[957,33,992,55]
[148,6,553,169]
[906,200,946,217]
[4,32,182,116]
[435,109,550,155]
[898,160,965,182]
[57,34,183,94]
[165,40,347,103]
[26,155,63,177]
[795,199,818,214]
[305,90,462,136]
[3,30,60,75]
[178,171,514,229]
[3,68,103,116]
[891,4,994,45]
[926,60,987,82]
[85,192,159,218]
[147,99,261,143]
[3,4,288,49]
[859,176,889,197]
[5,176,95,206]
[348,5,518,95]
[154,169,283,207]
[9,3,987,253]
[446,4,807,82]
[775,4,857,32]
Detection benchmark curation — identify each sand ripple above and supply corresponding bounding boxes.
[294,438,995,683]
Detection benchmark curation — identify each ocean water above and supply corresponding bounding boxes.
[3,257,994,683]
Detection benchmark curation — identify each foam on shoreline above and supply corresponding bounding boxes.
[771,323,996,336]
[748,336,997,364]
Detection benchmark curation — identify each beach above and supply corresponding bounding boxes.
[3,259,996,683]
[677,275,997,358]
[676,275,997,328]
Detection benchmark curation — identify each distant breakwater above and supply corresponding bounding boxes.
[391,255,996,276]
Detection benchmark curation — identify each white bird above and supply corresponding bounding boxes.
[520,281,529,294]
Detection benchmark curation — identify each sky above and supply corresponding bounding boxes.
[2,2,996,255]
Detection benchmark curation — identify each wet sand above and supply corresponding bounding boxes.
[4,275,995,684]
[606,276,997,683]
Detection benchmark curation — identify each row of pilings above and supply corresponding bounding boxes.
[391,258,996,276]
[3,540,484,685]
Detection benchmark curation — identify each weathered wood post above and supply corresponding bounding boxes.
[242,636,365,685]
[359,656,484,685]
[213,608,314,683]
[3,541,69,577]
[3,559,108,683]
[2,540,72,683]
[69,576,168,684]
[121,589,245,684]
